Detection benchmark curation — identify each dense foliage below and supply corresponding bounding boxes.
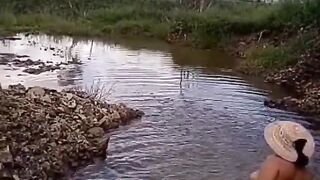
[0,0,319,70]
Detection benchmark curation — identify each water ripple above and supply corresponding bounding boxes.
[0,34,319,180]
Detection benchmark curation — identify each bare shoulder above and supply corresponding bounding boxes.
[263,155,291,169]
[267,154,292,166]
[255,155,280,179]
[259,155,281,169]
[262,155,313,180]
[265,154,281,164]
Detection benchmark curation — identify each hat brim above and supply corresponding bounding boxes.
[264,121,315,162]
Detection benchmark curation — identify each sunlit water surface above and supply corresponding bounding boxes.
[0,34,319,180]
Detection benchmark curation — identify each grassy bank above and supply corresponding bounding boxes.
[240,29,319,74]
[0,0,319,70]
[0,0,178,38]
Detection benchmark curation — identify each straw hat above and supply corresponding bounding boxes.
[264,121,315,162]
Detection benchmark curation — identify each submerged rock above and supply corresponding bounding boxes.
[0,53,81,75]
[23,64,61,75]
[0,85,143,179]
[12,59,44,67]
[0,57,10,65]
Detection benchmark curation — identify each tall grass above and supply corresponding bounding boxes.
[0,0,319,70]
[244,30,317,73]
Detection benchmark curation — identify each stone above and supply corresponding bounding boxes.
[88,127,104,138]
[97,116,110,126]
[111,111,121,120]
[264,53,320,115]
[42,161,51,171]
[12,174,19,180]
[0,137,6,149]
[8,84,26,92]
[66,100,77,109]
[0,146,13,165]
[78,114,86,120]
[94,136,110,158]
[26,87,45,99]
[41,95,52,103]
[0,167,14,180]
[0,84,143,179]
[65,93,73,101]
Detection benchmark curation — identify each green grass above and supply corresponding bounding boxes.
[1,1,319,40]
[1,1,319,34]
[247,46,293,70]
[0,11,17,26]
[0,0,320,70]
[244,31,317,73]
[0,13,98,36]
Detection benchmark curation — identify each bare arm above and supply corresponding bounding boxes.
[256,156,279,180]
[250,170,259,180]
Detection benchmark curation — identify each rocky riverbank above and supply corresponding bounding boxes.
[265,53,320,116]
[0,51,81,75]
[231,26,320,117]
[0,84,143,179]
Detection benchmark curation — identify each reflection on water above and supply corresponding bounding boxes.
[0,34,319,180]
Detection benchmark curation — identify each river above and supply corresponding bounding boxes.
[0,34,319,180]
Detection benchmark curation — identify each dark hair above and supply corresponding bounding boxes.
[293,139,309,168]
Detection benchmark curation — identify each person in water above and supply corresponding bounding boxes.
[250,121,315,180]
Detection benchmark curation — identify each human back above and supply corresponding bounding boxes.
[250,121,315,180]
[251,155,313,180]
[272,155,312,180]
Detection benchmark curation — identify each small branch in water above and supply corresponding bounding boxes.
[89,40,94,57]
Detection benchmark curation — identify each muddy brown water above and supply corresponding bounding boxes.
[0,34,319,180]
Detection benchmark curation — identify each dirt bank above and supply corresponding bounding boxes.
[231,26,320,117]
[0,84,143,179]
[265,53,320,116]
